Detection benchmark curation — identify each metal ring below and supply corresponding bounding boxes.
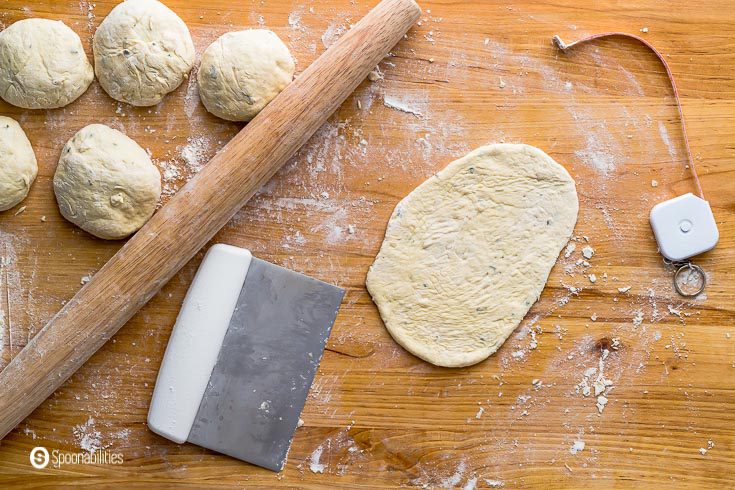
[673,263,706,297]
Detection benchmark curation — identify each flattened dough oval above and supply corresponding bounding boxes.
[366,144,579,367]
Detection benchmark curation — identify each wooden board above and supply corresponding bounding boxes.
[0,0,733,487]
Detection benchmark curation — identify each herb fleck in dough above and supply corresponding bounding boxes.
[53,124,162,240]
[366,144,579,367]
[197,29,295,122]
[0,117,37,212]
[93,0,195,106]
[0,18,93,109]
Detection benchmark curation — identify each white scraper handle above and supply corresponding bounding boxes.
[148,244,252,443]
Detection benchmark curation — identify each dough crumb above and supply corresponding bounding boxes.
[632,310,644,327]
[651,179,658,187]
[618,286,632,293]
[581,246,594,259]
[367,66,383,81]
[641,27,649,33]
[570,440,585,455]
[588,274,597,283]
[699,440,714,456]
[383,95,423,118]
[668,304,683,317]
[577,348,614,411]
[309,445,326,473]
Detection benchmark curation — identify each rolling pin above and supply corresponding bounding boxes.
[0,0,421,439]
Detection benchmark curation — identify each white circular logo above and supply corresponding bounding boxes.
[30,447,49,469]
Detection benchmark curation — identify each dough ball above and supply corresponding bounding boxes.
[0,18,94,109]
[0,117,37,211]
[93,0,195,106]
[54,124,161,239]
[197,29,295,121]
[366,144,579,368]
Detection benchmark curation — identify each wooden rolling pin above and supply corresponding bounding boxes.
[0,0,421,439]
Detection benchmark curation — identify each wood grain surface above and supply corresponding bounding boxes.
[0,0,733,488]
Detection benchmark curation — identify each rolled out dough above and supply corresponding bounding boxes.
[366,144,578,367]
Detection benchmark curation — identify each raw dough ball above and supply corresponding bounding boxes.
[197,29,295,122]
[53,124,161,239]
[93,0,195,106]
[366,144,579,368]
[0,18,94,109]
[0,117,37,211]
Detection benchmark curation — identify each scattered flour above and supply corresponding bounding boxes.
[184,68,200,119]
[658,121,678,161]
[574,129,619,174]
[23,426,37,440]
[288,11,303,30]
[321,20,348,48]
[463,477,478,490]
[72,416,104,454]
[78,1,95,32]
[439,460,466,488]
[179,136,211,173]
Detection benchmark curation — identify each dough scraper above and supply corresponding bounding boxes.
[147,244,344,471]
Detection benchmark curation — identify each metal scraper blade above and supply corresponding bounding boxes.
[186,257,344,471]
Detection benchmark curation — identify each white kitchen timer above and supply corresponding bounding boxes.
[650,193,719,262]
